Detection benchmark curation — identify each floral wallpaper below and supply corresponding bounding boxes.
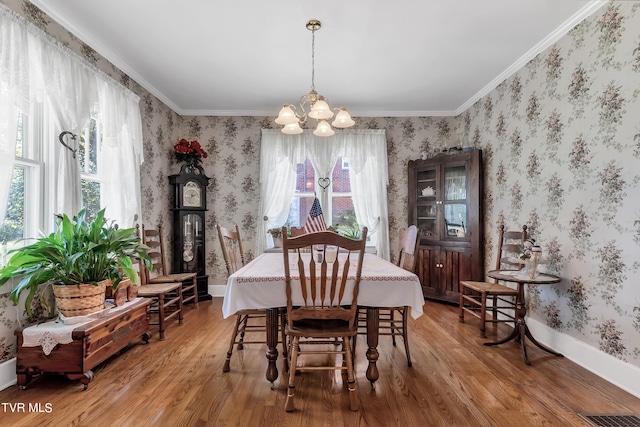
[458,1,640,361]
[1,0,639,385]
[172,115,456,284]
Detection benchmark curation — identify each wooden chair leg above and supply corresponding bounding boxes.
[223,314,243,373]
[401,307,412,367]
[157,294,167,341]
[237,314,250,350]
[280,311,288,372]
[191,276,199,308]
[345,335,359,411]
[480,292,487,338]
[389,310,397,346]
[459,285,465,322]
[285,336,299,412]
[177,287,184,325]
[492,295,498,320]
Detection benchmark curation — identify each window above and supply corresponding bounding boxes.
[0,108,106,266]
[258,130,389,258]
[79,113,102,220]
[287,157,353,227]
[0,9,144,266]
[287,156,362,240]
[287,158,315,228]
[1,112,41,266]
[330,156,357,234]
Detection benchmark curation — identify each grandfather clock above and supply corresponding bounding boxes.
[169,164,211,301]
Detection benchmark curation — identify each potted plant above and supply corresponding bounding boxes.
[0,208,151,317]
[267,228,283,247]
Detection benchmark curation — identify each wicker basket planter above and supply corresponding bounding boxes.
[53,280,109,317]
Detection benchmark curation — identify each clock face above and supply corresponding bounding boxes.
[183,181,201,207]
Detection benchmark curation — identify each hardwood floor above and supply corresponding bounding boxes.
[1,298,639,426]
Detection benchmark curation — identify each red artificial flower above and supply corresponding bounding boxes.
[173,139,208,166]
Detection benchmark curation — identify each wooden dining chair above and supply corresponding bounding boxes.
[290,226,336,237]
[289,226,306,237]
[282,227,368,412]
[134,258,183,341]
[140,224,198,308]
[459,224,527,337]
[357,225,418,367]
[218,224,287,373]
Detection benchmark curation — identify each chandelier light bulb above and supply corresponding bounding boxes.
[332,108,355,128]
[308,98,333,120]
[313,120,334,137]
[275,105,298,125]
[282,121,304,135]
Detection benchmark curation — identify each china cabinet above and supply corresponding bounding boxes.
[408,149,483,303]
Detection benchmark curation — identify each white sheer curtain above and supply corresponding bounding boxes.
[0,7,30,221]
[256,130,305,254]
[342,130,390,260]
[303,133,344,215]
[98,80,143,228]
[39,44,98,218]
[258,129,389,259]
[0,3,143,229]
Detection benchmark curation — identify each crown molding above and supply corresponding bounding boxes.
[31,0,608,119]
[455,0,608,116]
[30,0,183,113]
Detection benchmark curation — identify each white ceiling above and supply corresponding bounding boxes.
[31,0,606,117]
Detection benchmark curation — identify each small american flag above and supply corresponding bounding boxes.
[303,197,326,233]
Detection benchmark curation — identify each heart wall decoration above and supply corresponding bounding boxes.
[318,177,331,190]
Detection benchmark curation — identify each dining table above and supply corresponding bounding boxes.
[484,269,563,365]
[222,252,425,385]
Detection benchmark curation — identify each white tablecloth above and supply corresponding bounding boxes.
[222,253,424,319]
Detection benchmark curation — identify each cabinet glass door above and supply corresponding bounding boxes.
[416,168,437,239]
[443,165,467,238]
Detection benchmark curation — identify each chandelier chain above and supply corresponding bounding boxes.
[310,27,315,91]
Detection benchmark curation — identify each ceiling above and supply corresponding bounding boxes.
[30,0,606,117]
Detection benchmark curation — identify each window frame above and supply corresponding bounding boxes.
[0,111,43,263]
[79,113,104,220]
[287,156,375,247]
[289,157,354,228]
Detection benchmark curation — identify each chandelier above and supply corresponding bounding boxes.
[275,19,355,137]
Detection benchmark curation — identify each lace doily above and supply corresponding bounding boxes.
[38,331,60,355]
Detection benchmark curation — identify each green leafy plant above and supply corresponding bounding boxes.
[332,209,362,239]
[0,208,151,315]
[335,224,361,239]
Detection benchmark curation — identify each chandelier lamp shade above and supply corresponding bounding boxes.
[275,20,355,137]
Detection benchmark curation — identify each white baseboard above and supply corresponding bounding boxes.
[208,284,226,298]
[0,358,16,392]
[527,317,640,399]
